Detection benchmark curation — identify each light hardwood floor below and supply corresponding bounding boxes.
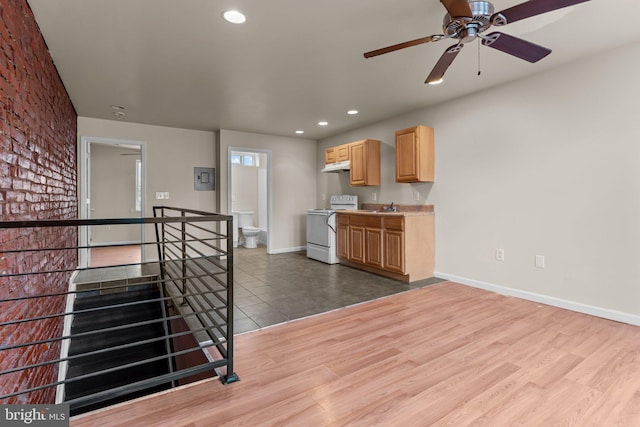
[70,281,640,426]
[89,245,142,267]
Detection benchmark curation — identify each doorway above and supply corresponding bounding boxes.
[227,147,272,253]
[79,137,146,268]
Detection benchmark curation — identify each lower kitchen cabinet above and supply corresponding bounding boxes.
[365,228,384,269]
[349,226,365,264]
[336,211,434,282]
[384,230,404,273]
[336,216,350,259]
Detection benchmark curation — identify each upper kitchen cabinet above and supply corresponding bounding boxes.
[350,139,380,186]
[324,143,350,165]
[336,143,350,162]
[395,125,434,183]
[325,146,336,164]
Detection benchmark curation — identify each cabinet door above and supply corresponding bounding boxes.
[384,230,405,273]
[337,224,350,260]
[365,228,384,269]
[349,139,380,186]
[349,226,365,264]
[396,129,419,182]
[349,141,366,185]
[325,147,336,164]
[336,143,350,162]
[395,126,434,183]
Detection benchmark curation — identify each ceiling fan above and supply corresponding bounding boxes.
[364,0,591,84]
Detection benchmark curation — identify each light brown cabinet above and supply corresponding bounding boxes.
[324,143,350,165]
[336,215,350,259]
[395,125,434,183]
[336,144,350,162]
[383,216,405,273]
[350,139,380,186]
[336,211,434,282]
[325,147,336,164]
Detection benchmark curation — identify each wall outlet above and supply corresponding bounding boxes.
[321,194,326,201]
[496,248,504,261]
[414,191,420,201]
[535,255,545,269]
[372,192,377,201]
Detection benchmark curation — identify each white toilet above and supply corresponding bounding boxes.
[237,211,260,249]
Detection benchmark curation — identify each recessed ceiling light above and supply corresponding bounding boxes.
[428,78,443,85]
[295,130,304,134]
[347,110,359,115]
[223,10,246,24]
[318,121,328,126]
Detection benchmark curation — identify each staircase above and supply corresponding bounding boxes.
[65,286,172,415]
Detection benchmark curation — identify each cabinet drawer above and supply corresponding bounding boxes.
[383,216,404,231]
[337,214,350,226]
[350,215,382,228]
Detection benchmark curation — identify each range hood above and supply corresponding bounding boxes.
[321,160,350,173]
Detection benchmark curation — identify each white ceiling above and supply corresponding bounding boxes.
[27,0,640,140]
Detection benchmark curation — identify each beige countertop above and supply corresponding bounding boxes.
[336,204,434,216]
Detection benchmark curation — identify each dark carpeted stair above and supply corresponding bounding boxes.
[65,287,172,415]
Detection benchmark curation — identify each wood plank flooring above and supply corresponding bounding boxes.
[89,245,141,267]
[70,281,640,426]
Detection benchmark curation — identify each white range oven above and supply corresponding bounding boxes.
[306,195,358,264]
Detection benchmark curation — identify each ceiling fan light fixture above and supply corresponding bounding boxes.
[223,10,246,24]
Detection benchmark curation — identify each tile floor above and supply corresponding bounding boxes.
[232,246,443,334]
[74,245,443,334]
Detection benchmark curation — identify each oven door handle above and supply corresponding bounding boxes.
[326,211,336,234]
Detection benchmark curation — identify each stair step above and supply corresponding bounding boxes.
[68,321,165,356]
[71,300,163,334]
[67,339,168,379]
[73,288,160,311]
[65,358,170,401]
[65,287,172,414]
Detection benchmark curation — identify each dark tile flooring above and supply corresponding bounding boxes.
[74,246,443,335]
[232,246,443,334]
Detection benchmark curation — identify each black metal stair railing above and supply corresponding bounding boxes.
[0,207,237,414]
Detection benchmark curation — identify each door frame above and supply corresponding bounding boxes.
[79,136,147,268]
[227,146,273,254]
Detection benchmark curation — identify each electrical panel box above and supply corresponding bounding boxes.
[194,167,215,191]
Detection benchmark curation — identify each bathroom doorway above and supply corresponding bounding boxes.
[227,147,272,253]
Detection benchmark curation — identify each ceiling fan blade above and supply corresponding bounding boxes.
[440,0,472,17]
[481,32,551,63]
[364,35,443,58]
[491,0,590,26]
[425,43,464,84]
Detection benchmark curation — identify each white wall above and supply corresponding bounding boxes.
[318,41,640,320]
[218,129,316,253]
[78,117,217,261]
[231,162,259,217]
[79,117,217,213]
[90,143,140,244]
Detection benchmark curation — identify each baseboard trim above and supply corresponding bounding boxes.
[435,271,640,326]
[268,246,306,255]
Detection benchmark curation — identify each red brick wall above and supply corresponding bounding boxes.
[0,0,78,404]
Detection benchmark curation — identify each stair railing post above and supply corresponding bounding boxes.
[223,215,238,384]
[181,211,187,305]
